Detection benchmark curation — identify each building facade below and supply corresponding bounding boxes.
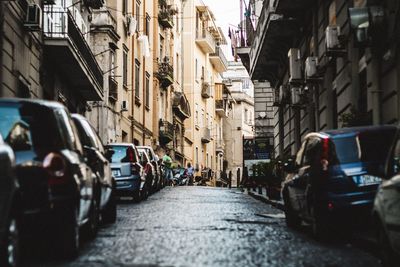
[238,0,400,159]
[183,0,230,182]
[223,61,255,187]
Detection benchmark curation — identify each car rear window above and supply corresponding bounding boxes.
[109,145,137,163]
[0,103,63,152]
[331,130,396,164]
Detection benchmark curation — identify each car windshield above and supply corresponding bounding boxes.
[109,145,137,163]
[0,102,63,153]
[331,130,396,164]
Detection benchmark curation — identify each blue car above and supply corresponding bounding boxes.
[107,143,144,202]
[282,125,397,238]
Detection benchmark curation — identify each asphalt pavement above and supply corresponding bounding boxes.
[26,186,381,267]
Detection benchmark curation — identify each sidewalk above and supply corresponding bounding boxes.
[246,187,285,211]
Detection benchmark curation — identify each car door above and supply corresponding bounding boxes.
[287,139,308,213]
[380,136,400,253]
[296,137,321,217]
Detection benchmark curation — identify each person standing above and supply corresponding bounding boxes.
[162,152,173,186]
[186,162,194,185]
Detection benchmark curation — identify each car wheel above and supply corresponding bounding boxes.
[283,196,301,229]
[310,205,328,240]
[378,221,398,267]
[60,207,80,259]
[102,192,117,224]
[1,213,20,267]
[132,190,141,203]
[84,197,99,239]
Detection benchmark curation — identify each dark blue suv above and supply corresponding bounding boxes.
[282,125,397,238]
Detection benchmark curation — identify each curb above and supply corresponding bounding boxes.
[248,190,285,211]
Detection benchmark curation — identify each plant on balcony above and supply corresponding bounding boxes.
[338,107,372,127]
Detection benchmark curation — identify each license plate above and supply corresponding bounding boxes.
[112,170,121,177]
[353,175,381,186]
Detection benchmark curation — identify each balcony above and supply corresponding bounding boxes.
[209,46,228,73]
[216,139,225,154]
[196,28,216,54]
[158,7,175,29]
[43,6,103,100]
[108,76,118,102]
[155,60,174,88]
[159,120,174,144]
[201,128,211,143]
[201,82,211,98]
[215,100,229,118]
[91,8,118,36]
[83,0,104,9]
[172,92,191,120]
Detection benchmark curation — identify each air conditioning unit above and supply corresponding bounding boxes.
[24,4,42,31]
[288,48,302,84]
[201,82,211,98]
[121,100,128,112]
[305,57,319,80]
[279,85,289,104]
[325,25,346,57]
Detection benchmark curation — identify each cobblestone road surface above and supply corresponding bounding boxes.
[27,187,380,267]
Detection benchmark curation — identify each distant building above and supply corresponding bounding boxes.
[223,61,255,186]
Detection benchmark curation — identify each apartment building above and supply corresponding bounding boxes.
[223,61,254,187]
[238,0,400,159]
[183,0,230,181]
[0,0,104,114]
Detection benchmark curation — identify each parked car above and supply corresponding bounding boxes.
[281,125,397,238]
[106,143,144,202]
[137,146,162,191]
[137,149,156,198]
[0,135,20,267]
[71,114,117,224]
[372,127,400,266]
[0,99,97,258]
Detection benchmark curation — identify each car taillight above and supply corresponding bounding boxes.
[127,147,136,162]
[43,153,67,185]
[131,163,140,175]
[321,138,329,171]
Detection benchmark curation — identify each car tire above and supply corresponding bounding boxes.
[102,192,117,224]
[132,190,141,203]
[84,197,99,240]
[60,207,80,259]
[283,196,301,229]
[310,205,328,240]
[1,212,20,267]
[378,221,399,267]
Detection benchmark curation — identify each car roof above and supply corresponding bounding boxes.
[108,143,135,147]
[71,113,87,121]
[305,125,397,139]
[0,98,66,110]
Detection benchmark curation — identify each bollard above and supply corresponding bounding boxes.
[237,168,241,188]
[258,185,262,195]
[228,171,232,189]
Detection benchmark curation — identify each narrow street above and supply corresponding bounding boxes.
[28,187,380,267]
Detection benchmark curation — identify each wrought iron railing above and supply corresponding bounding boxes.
[44,6,104,91]
[210,46,228,68]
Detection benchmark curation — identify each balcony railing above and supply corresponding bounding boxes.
[215,100,228,117]
[159,120,174,144]
[195,28,216,54]
[158,8,174,29]
[209,46,228,73]
[91,8,117,30]
[201,127,211,143]
[216,139,225,153]
[156,59,174,88]
[44,6,104,96]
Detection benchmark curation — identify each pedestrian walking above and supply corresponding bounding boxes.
[162,152,173,186]
[186,162,194,185]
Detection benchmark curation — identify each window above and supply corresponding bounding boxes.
[145,13,150,38]
[145,72,150,108]
[201,66,205,81]
[123,49,128,87]
[160,35,164,59]
[195,59,198,80]
[244,109,248,124]
[195,147,199,166]
[201,109,204,128]
[110,50,116,77]
[136,0,141,32]
[195,104,199,126]
[122,0,127,15]
[135,59,140,102]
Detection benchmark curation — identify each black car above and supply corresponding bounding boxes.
[372,127,400,266]
[71,114,117,224]
[0,99,97,258]
[0,136,20,267]
[282,125,397,238]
